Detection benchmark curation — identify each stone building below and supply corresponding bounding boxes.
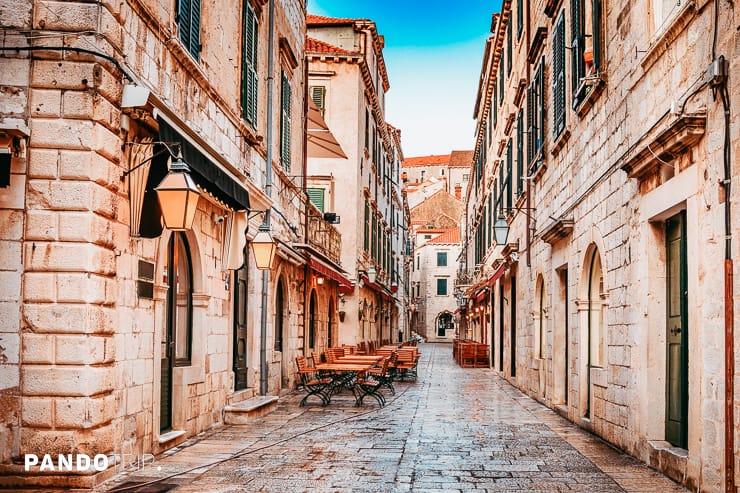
[0,0,348,488]
[306,14,409,347]
[402,150,473,202]
[460,1,739,491]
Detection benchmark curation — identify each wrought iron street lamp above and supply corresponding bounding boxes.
[493,216,510,245]
[251,222,277,270]
[155,156,201,231]
[367,266,377,284]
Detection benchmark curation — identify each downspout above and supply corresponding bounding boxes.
[302,53,310,355]
[259,0,276,396]
[525,0,532,268]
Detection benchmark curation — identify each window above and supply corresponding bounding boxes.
[372,214,378,260]
[506,140,513,210]
[424,234,432,240]
[416,255,420,269]
[421,170,425,181]
[308,290,317,349]
[275,279,284,352]
[553,12,566,138]
[306,188,325,212]
[364,200,370,252]
[241,1,258,125]
[651,0,682,33]
[517,0,523,38]
[437,252,447,266]
[507,23,512,76]
[527,58,545,171]
[436,278,448,296]
[279,71,291,170]
[365,109,370,150]
[493,91,498,127]
[571,0,602,107]
[177,0,201,60]
[463,173,469,182]
[498,58,504,103]
[516,109,524,195]
[310,86,326,117]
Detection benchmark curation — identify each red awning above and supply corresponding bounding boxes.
[475,290,488,302]
[309,258,353,293]
[487,263,507,286]
[361,274,394,300]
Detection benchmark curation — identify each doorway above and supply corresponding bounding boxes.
[233,263,248,391]
[510,276,516,377]
[162,232,192,431]
[665,212,688,448]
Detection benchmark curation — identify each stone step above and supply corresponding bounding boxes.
[224,395,279,425]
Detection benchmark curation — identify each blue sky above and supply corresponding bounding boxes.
[307,0,503,157]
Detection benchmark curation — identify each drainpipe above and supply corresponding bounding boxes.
[525,0,532,268]
[259,0,276,396]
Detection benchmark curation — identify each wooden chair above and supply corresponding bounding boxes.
[353,359,389,407]
[475,344,490,367]
[369,351,397,394]
[396,349,419,381]
[295,356,331,406]
[460,343,476,368]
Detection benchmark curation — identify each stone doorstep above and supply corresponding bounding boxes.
[223,395,279,425]
[647,440,688,486]
[0,461,119,490]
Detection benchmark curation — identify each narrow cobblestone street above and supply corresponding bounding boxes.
[101,343,688,493]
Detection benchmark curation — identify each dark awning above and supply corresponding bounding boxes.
[158,117,250,211]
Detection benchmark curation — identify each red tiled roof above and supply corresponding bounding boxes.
[449,150,474,167]
[306,37,355,55]
[307,14,357,26]
[428,228,461,244]
[402,154,450,167]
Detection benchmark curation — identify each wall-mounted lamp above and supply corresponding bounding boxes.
[494,206,537,245]
[155,155,200,231]
[316,276,325,285]
[251,222,277,270]
[367,266,377,284]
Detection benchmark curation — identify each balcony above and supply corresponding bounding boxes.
[307,208,341,265]
[455,270,474,288]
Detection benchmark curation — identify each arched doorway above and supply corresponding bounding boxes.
[162,232,193,431]
[437,312,453,337]
[275,278,287,389]
[580,245,604,419]
[307,290,317,351]
[327,298,335,348]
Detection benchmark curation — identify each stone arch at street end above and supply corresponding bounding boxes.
[434,311,455,339]
[576,240,609,424]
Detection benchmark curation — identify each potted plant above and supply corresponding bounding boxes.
[338,310,346,322]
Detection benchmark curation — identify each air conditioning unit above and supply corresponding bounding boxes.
[323,212,340,224]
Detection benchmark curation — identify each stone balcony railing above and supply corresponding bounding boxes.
[307,208,341,265]
[455,270,474,287]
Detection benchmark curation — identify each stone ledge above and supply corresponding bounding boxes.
[647,440,688,486]
[158,429,186,444]
[224,396,279,425]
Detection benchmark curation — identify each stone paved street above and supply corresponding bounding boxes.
[103,344,688,492]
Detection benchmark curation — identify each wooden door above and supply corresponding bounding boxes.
[665,212,688,448]
[233,265,248,391]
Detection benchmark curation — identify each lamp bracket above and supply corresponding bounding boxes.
[121,142,183,178]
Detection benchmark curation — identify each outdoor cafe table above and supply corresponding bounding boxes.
[335,355,384,365]
[314,363,375,402]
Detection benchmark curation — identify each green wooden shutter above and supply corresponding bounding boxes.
[553,12,566,138]
[571,0,585,101]
[517,109,524,195]
[437,278,447,296]
[517,0,523,38]
[310,86,326,117]
[280,71,291,170]
[306,188,325,212]
[241,2,258,125]
[364,200,370,252]
[506,140,513,210]
[177,0,201,60]
[507,23,512,76]
[527,83,534,168]
[537,60,545,155]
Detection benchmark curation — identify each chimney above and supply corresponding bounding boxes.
[454,185,462,200]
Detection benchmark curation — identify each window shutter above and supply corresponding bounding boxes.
[571,0,585,99]
[516,109,524,195]
[306,188,325,212]
[553,12,566,138]
[364,200,370,252]
[498,59,504,103]
[506,140,513,210]
[280,71,291,170]
[526,85,534,166]
[498,163,504,216]
[493,91,498,127]
[537,61,545,155]
[241,2,258,125]
[177,0,201,60]
[592,0,601,72]
[517,0,523,38]
[507,24,512,75]
[310,86,326,117]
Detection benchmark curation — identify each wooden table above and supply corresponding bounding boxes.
[314,363,375,402]
[336,355,384,365]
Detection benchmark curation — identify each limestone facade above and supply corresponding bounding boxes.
[0,0,335,488]
[306,15,410,347]
[461,0,739,491]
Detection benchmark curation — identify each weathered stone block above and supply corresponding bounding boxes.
[50,180,94,211]
[29,88,61,118]
[0,57,31,86]
[62,90,94,119]
[56,273,108,304]
[27,148,59,180]
[0,210,24,241]
[21,333,54,364]
[0,86,27,115]
[30,118,93,150]
[33,1,98,31]
[54,397,89,428]
[20,429,76,456]
[21,397,53,427]
[23,304,116,335]
[0,241,21,271]
[23,272,57,303]
[55,335,110,365]
[0,364,19,391]
[0,271,21,301]
[0,333,19,365]
[0,174,26,209]
[25,242,115,275]
[93,122,121,163]
[24,210,57,241]
[126,385,143,414]
[0,302,20,333]
[31,60,96,90]
[22,365,114,396]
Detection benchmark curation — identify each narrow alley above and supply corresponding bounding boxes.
[104,344,687,492]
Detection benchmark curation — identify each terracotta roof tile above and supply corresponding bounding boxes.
[306,37,355,55]
[307,14,357,26]
[428,228,461,244]
[449,150,474,167]
[402,154,450,167]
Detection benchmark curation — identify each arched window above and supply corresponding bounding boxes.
[308,290,317,349]
[168,232,192,366]
[274,279,284,352]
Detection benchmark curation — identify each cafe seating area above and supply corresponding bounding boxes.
[453,339,490,368]
[295,341,420,408]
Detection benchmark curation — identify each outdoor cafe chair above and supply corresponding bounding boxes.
[295,356,331,406]
[353,358,389,407]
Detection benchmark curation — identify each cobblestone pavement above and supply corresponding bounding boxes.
[103,343,688,492]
